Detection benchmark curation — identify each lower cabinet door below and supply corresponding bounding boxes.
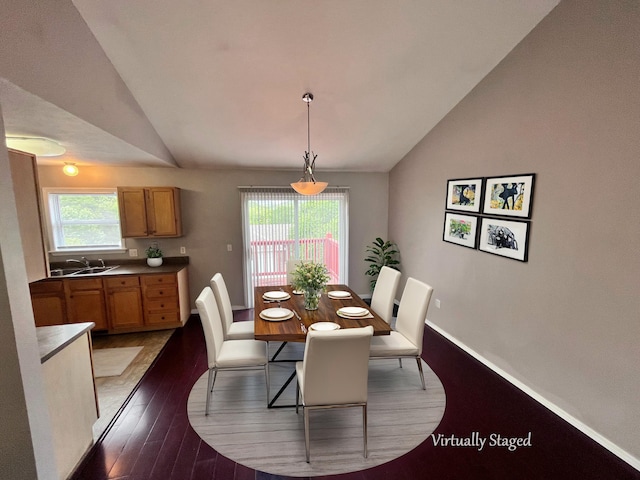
[108,288,144,329]
[67,290,108,330]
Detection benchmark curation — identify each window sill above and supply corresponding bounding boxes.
[49,249,127,256]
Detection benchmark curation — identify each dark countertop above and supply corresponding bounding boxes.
[37,322,95,363]
[38,256,189,281]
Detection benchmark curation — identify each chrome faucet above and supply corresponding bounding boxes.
[67,257,91,267]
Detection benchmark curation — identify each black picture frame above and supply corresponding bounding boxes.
[477,217,530,262]
[443,212,479,249]
[445,177,484,213]
[482,173,535,218]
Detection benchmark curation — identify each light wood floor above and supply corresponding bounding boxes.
[187,341,446,477]
[92,329,174,440]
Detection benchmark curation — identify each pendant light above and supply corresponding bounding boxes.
[291,92,328,195]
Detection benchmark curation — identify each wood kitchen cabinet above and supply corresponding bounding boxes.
[117,187,182,238]
[142,273,180,326]
[30,280,66,327]
[65,278,108,330]
[105,276,145,330]
[30,266,190,332]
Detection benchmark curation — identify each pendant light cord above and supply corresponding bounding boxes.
[307,96,311,155]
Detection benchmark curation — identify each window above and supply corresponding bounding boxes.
[240,187,349,307]
[43,188,124,252]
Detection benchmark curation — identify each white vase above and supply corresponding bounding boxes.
[147,257,163,267]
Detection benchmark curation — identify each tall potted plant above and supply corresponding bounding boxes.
[365,237,400,291]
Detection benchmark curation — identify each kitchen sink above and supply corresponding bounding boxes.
[50,265,120,277]
[69,265,120,275]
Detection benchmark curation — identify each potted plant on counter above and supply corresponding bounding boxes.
[146,244,163,267]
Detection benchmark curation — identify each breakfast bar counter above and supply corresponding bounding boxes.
[37,322,98,480]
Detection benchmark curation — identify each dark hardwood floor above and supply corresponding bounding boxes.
[71,313,639,480]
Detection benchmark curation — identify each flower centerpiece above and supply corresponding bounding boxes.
[291,261,330,310]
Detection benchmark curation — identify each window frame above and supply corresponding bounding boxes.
[41,187,126,255]
[239,187,349,308]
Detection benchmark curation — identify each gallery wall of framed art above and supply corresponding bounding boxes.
[443,173,535,262]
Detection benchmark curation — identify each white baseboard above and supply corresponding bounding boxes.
[426,320,640,472]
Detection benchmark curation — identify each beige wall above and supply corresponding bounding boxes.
[37,166,389,306]
[389,0,639,460]
[0,109,57,479]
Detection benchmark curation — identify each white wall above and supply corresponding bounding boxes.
[37,166,389,306]
[389,0,639,462]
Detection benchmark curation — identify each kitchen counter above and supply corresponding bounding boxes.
[44,256,189,280]
[37,322,95,363]
[37,322,98,479]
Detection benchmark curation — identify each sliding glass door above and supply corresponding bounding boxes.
[240,187,349,307]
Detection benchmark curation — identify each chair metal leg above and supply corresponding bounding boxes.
[295,381,300,414]
[399,358,403,368]
[205,368,217,416]
[264,362,270,406]
[304,407,310,462]
[416,356,426,390]
[362,404,368,458]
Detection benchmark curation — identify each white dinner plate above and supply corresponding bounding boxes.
[328,291,351,299]
[263,291,291,301]
[337,306,369,317]
[292,289,304,295]
[309,322,341,331]
[260,307,293,321]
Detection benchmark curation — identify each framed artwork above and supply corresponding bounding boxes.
[478,217,530,262]
[443,212,479,249]
[445,177,484,213]
[482,174,535,218]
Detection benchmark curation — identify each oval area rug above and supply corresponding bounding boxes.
[187,346,446,477]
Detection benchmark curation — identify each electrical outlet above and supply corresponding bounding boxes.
[435,299,441,309]
[129,248,138,257]
[180,246,186,254]
[227,244,232,252]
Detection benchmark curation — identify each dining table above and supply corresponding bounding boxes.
[254,284,391,342]
[254,284,391,407]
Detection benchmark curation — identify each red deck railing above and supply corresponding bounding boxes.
[250,233,340,287]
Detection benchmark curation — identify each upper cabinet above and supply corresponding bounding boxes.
[117,187,183,238]
[8,149,49,282]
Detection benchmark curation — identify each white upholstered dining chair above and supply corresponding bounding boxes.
[195,287,269,415]
[370,266,401,324]
[286,258,301,285]
[210,273,254,340]
[369,277,433,389]
[295,325,374,462]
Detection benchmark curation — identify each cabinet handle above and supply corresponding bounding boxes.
[121,281,125,285]
[160,304,164,308]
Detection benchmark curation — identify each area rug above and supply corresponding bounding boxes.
[187,343,446,477]
[93,346,144,377]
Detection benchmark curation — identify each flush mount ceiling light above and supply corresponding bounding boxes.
[5,136,66,157]
[291,92,328,196]
[62,162,79,176]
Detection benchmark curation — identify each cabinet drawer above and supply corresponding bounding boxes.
[105,276,140,289]
[146,298,178,312]
[144,285,177,298]
[142,274,176,286]
[146,311,179,325]
[30,281,63,294]
[67,278,103,291]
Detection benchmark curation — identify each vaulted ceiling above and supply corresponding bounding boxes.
[1,1,559,171]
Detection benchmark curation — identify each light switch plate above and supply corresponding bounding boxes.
[129,248,138,257]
